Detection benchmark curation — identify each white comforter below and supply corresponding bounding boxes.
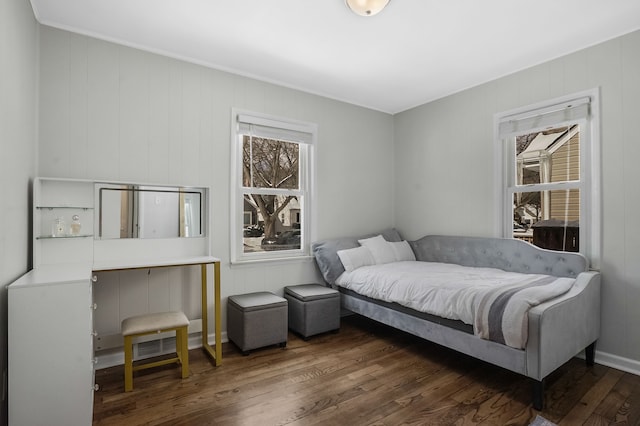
[335,261,575,348]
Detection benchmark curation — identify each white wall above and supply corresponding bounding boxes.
[37,26,395,336]
[0,0,38,421]
[394,30,640,371]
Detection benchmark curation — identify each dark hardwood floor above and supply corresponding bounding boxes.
[93,315,640,425]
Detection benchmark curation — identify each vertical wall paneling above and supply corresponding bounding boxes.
[68,34,89,178]
[621,30,640,359]
[183,266,202,318]
[167,60,183,184]
[588,38,626,357]
[147,54,171,184]
[147,267,171,314]
[562,50,590,95]
[118,269,149,321]
[548,59,565,96]
[118,47,149,182]
[168,267,184,313]
[198,69,214,186]
[179,63,201,185]
[87,38,120,180]
[38,30,69,177]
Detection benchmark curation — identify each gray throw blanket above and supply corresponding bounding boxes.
[474,275,574,348]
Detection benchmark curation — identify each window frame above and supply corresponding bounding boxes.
[230,108,317,264]
[494,89,601,269]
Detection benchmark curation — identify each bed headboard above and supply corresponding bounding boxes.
[410,235,588,278]
[311,228,403,285]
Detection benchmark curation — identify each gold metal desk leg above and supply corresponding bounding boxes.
[201,261,222,366]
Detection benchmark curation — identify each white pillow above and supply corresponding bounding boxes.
[390,240,416,261]
[358,235,396,265]
[337,246,375,272]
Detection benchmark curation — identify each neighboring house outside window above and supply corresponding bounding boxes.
[495,89,600,268]
[230,109,316,263]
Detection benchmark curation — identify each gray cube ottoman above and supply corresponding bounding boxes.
[227,292,288,355]
[284,284,340,339]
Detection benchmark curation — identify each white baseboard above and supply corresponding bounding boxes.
[594,350,640,376]
[95,331,228,370]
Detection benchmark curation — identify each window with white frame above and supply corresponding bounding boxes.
[230,109,316,263]
[495,90,600,268]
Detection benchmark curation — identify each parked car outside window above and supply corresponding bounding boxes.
[261,230,301,251]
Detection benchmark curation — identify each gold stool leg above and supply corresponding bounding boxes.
[176,327,183,367]
[124,335,133,392]
[179,326,189,379]
[176,327,181,361]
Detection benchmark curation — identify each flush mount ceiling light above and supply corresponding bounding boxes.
[345,0,391,16]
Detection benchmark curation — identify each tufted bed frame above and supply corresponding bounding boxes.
[311,231,601,410]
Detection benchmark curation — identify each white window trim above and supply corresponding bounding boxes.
[493,89,601,269]
[230,108,317,264]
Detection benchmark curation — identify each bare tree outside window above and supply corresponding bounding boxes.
[242,136,301,252]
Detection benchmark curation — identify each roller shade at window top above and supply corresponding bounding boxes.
[238,114,313,144]
[498,97,590,139]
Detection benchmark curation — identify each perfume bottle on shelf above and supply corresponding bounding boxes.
[70,215,82,236]
[52,217,66,237]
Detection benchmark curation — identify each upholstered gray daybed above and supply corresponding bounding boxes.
[312,229,600,410]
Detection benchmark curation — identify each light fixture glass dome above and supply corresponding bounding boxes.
[345,0,390,16]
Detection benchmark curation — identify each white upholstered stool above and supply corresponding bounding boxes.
[121,311,190,392]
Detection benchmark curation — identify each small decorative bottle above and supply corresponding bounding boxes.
[52,217,66,237]
[70,215,82,236]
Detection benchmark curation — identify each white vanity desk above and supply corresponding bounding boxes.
[8,177,217,426]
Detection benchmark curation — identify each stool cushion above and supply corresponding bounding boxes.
[122,311,189,336]
[284,284,338,302]
[228,291,288,312]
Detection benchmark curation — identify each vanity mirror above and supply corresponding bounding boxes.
[97,184,205,239]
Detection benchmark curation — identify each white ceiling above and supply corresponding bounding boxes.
[30,0,640,114]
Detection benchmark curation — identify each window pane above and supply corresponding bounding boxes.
[242,136,299,190]
[242,193,301,253]
[515,125,580,185]
[513,189,580,252]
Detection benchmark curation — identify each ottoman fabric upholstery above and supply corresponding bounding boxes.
[227,292,288,354]
[285,284,340,339]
